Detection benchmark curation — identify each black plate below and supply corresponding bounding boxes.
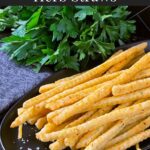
[1,40,150,150]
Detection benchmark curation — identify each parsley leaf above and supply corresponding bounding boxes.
[27,7,42,30]
[75,6,95,21]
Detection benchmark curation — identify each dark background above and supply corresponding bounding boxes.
[129,6,150,40]
[0,0,149,6]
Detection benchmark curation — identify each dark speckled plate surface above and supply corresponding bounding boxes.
[0,41,150,150]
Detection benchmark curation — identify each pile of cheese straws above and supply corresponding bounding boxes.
[11,42,150,150]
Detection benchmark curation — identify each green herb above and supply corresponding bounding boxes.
[0,6,135,72]
[0,6,37,31]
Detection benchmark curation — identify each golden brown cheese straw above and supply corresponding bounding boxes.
[35,70,121,113]
[46,67,150,110]
[107,129,150,150]
[134,68,150,80]
[15,107,33,126]
[65,108,113,148]
[56,112,96,148]
[36,123,64,141]
[76,123,112,149]
[88,107,113,120]
[38,100,150,142]
[115,102,133,110]
[125,54,145,69]
[46,85,99,110]
[85,120,126,150]
[18,125,23,139]
[26,67,150,118]
[47,107,65,121]
[47,105,74,123]
[76,104,132,149]
[39,73,82,93]
[27,117,39,125]
[112,77,150,96]
[36,122,57,139]
[76,103,130,148]
[76,107,113,148]
[52,52,150,125]
[93,87,150,109]
[49,139,66,150]
[62,111,97,147]
[23,42,147,108]
[106,115,150,148]
[109,50,123,59]
[82,109,149,149]
[134,99,146,104]
[17,108,25,115]
[36,117,79,140]
[27,113,46,125]
[66,110,96,128]
[64,134,80,148]
[39,83,56,93]
[45,71,121,109]
[120,121,139,136]
[136,143,141,150]
[55,73,82,84]
[107,49,144,74]
[106,54,139,74]
[106,58,130,74]
[118,108,150,136]
[11,107,49,128]
[35,116,47,129]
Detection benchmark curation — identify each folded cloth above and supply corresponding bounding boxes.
[0,52,51,118]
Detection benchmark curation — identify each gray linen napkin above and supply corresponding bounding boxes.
[0,51,51,117]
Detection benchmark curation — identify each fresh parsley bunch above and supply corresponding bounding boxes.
[0,6,135,72]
